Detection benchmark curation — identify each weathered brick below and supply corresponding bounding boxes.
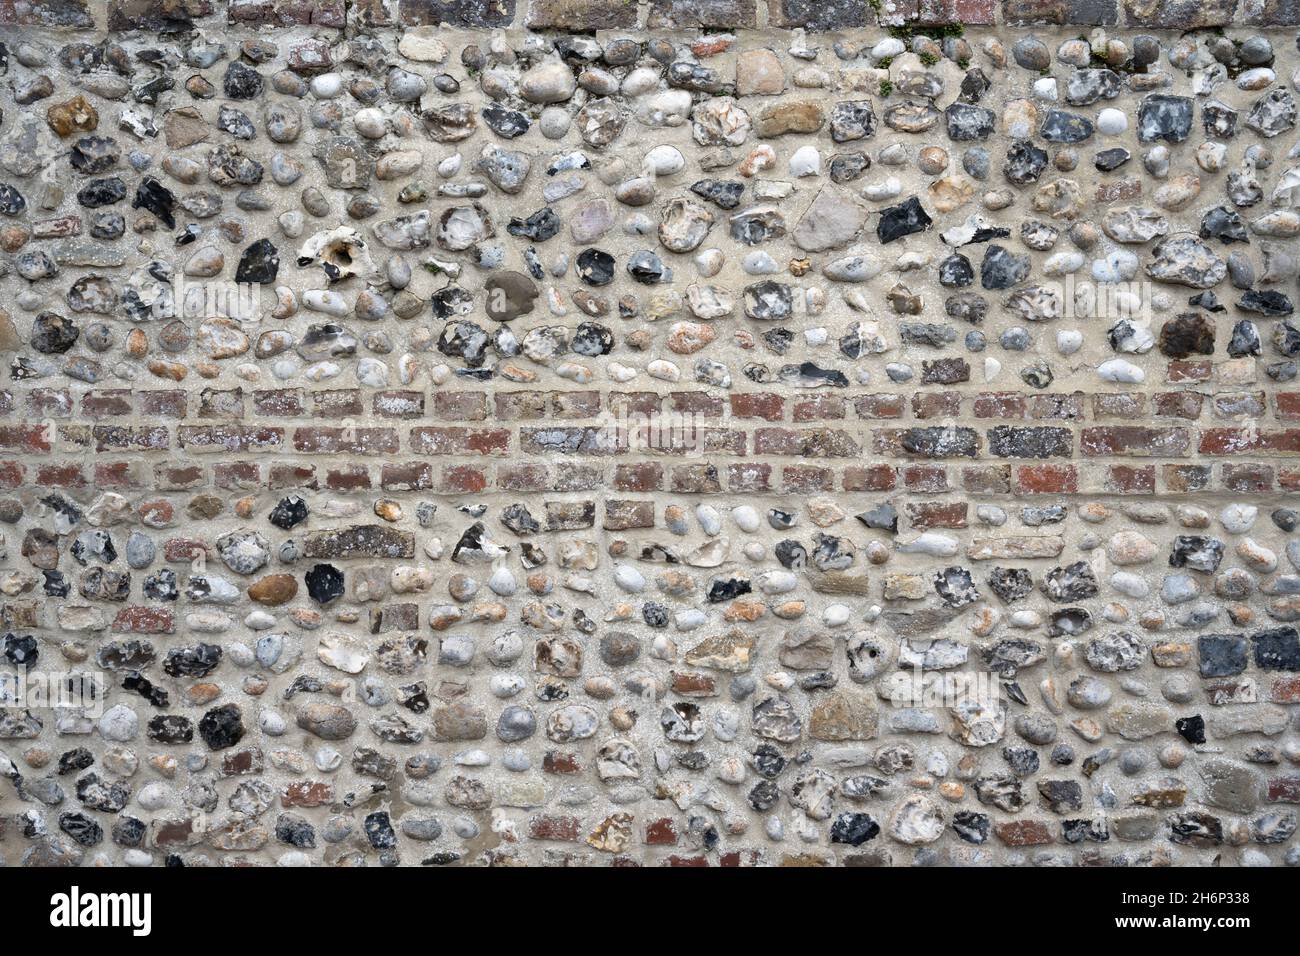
[912,392,962,420]
[767,0,871,29]
[843,465,896,492]
[214,462,261,490]
[672,463,723,494]
[524,0,636,29]
[497,463,548,491]
[614,462,664,492]
[545,501,595,530]
[294,426,398,455]
[178,425,282,453]
[1079,426,1191,457]
[441,465,487,493]
[1015,464,1078,494]
[904,464,948,493]
[0,0,94,27]
[434,391,489,421]
[1122,0,1234,27]
[253,389,304,417]
[1002,0,1118,23]
[410,426,508,456]
[374,390,425,418]
[906,501,968,530]
[381,462,434,491]
[781,465,833,494]
[730,393,785,422]
[108,0,214,31]
[81,389,133,418]
[1106,464,1155,494]
[728,461,772,491]
[604,500,655,530]
[395,0,517,26]
[1221,463,1274,494]
[228,0,345,27]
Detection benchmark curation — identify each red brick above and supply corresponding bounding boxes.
[1200,428,1300,456]
[36,463,85,488]
[268,464,318,490]
[843,465,896,491]
[324,465,371,491]
[228,0,345,27]
[754,427,860,457]
[311,388,363,418]
[542,751,582,774]
[613,462,663,492]
[434,391,488,421]
[155,463,204,490]
[1079,426,1191,457]
[912,391,962,420]
[293,426,398,455]
[604,500,655,530]
[1029,393,1084,420]
[1164,463,1210,492]
[1153,391,1204,419]
[793,395,846,422]
[853,394,905,419]
[528,814,581,842]
[1267,776,1300,803]
[730,392,784,421]
[1276,392,1300,420]
[93,425,170,451]
[519,427,610,456]
[552,464,603,492]
[1269,677,1300,704]
[607,392,662,417]
[1221,463,1274,494]
[497,463,548,492]
[669,391,725,417]
[374,390,425,418]
[253,389,304,417]
[139,390,188,418]
[94,461,143,489]
[112,606,175,634]
[1015,464,1078,494]
[282,782,333,808]
[1106,464,1155,494]
[974,392,1027,419]
[409,426,507,457]
[81,389,133,418]
[995,820,1054,846]
[0,425,51,454]
[727,462,771,492]
[1092,393,1145,418]
[178,425,282,453]
[904,465,948,493]
[672,463,722,493]
[782,465,833,493]
[906,502,968,529]
[441,465,487,493]
[214,462,261,490]
[495,391,548,420]
[381,462,433,491]
[1167,360,1211,383]
[644,818,680,846]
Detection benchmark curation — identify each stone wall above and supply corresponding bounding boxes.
[0,0,1299,866]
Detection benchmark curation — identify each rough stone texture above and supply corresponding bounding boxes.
[0,0,1298,870]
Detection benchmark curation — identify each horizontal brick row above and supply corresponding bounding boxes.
[6,387,1300,424]
[4,456,1296,498]
[12,0,1298,33]
[5,422,1300,460]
